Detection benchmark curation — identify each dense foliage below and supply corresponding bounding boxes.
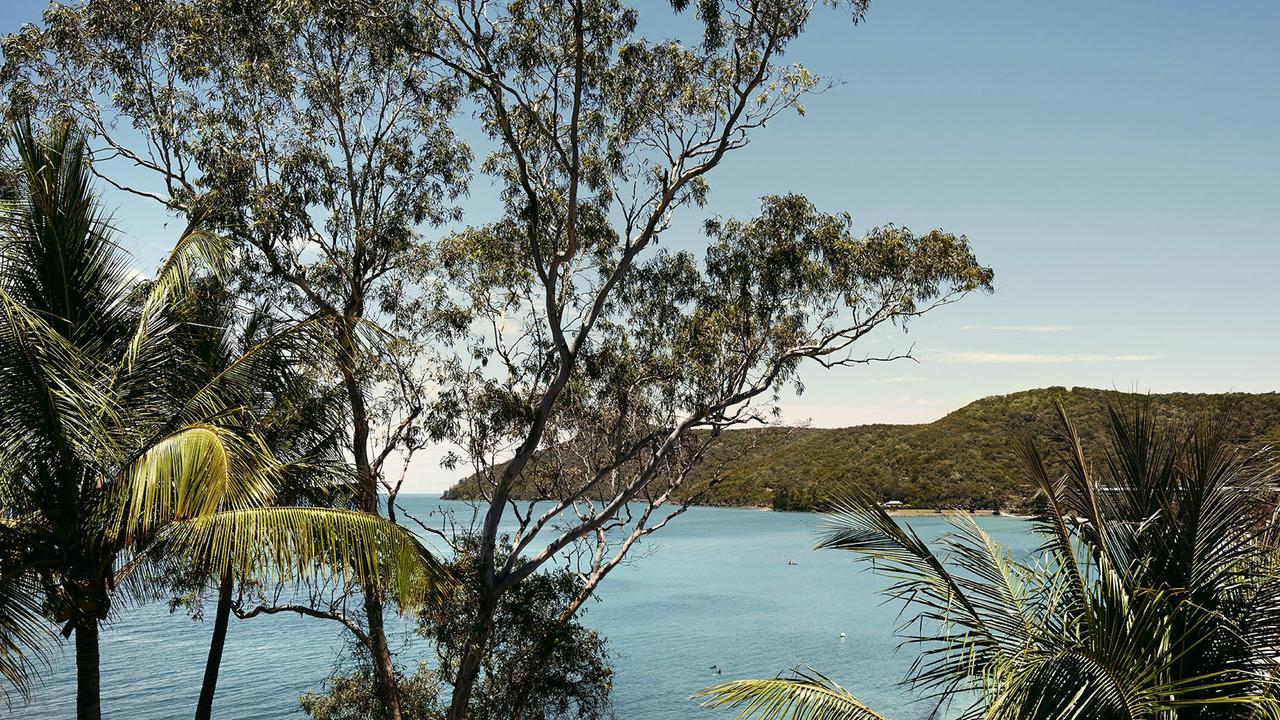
[301,539,613,720]
[300,658,442,720]
[3,3,473,714]
[422,538,613,720]
[444,387,1280,511]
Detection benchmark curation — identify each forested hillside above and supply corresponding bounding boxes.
[443,387,1280,510]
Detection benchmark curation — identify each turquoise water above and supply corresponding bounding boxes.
[11,498,1036,719]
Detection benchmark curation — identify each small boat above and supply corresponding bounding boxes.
[839,631,846,639]
[787,560,798,565]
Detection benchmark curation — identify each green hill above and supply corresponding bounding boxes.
[442,387,1280,511]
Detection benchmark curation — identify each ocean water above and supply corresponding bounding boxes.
[10,498,1036,719]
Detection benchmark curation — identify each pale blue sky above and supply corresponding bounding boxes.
[4,1,1277,490]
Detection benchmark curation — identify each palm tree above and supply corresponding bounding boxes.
[699,399,1280,720]
[0,119,445,720]
[159,284,341,720]
[161,283,418,720]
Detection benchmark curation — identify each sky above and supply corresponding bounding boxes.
[2,1,1277,491]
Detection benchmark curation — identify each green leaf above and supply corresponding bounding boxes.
[697,668,888,720]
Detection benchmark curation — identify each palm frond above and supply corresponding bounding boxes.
[0,118,134,355]
[123,218,228,369]
[0,518,54,705]
[171,315,337,430]
[0,570,51,706]
[984,583,1275,720]
[112,424,278,541]
[696,668,888,720]
[1053,402,1112,550]
[161,507,450,609]
[817,493,999,694]
[0,284,119,467]
[943,516,1041,649]
[1016,431,1091,612]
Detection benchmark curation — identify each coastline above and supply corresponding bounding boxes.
[431,492,1026,518]
[888,508,1001,517]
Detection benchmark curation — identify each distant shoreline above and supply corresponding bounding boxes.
[429,496,1018,518]
[758,505,1011,518]
[888,508,1000,517]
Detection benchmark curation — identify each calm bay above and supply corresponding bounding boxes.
[11,498,1035,719]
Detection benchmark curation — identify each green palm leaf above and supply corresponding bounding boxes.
[0,284,119,466]
[169,315,337,430]
[816,494,1003,696]
[696,669,888,720]
[0,519,54,705]
[123,219,228,370]
[162,507,449,610]
[112,424,278,541]
[0,118,134,355]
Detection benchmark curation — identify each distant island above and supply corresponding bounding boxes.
[442,387,1280,511]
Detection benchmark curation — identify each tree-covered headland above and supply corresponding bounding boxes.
[445,386,1280,511]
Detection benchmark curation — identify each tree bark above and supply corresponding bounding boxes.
[340,341,402,720]
[446,592,499,720]
[75,618,102,720]
[195,572,234,720]
[363,593,400,720]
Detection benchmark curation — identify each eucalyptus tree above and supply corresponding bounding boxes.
[0,120,445,720]
[1,3,470,717]
[700,400,1280,720]
[416,1,991,717]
